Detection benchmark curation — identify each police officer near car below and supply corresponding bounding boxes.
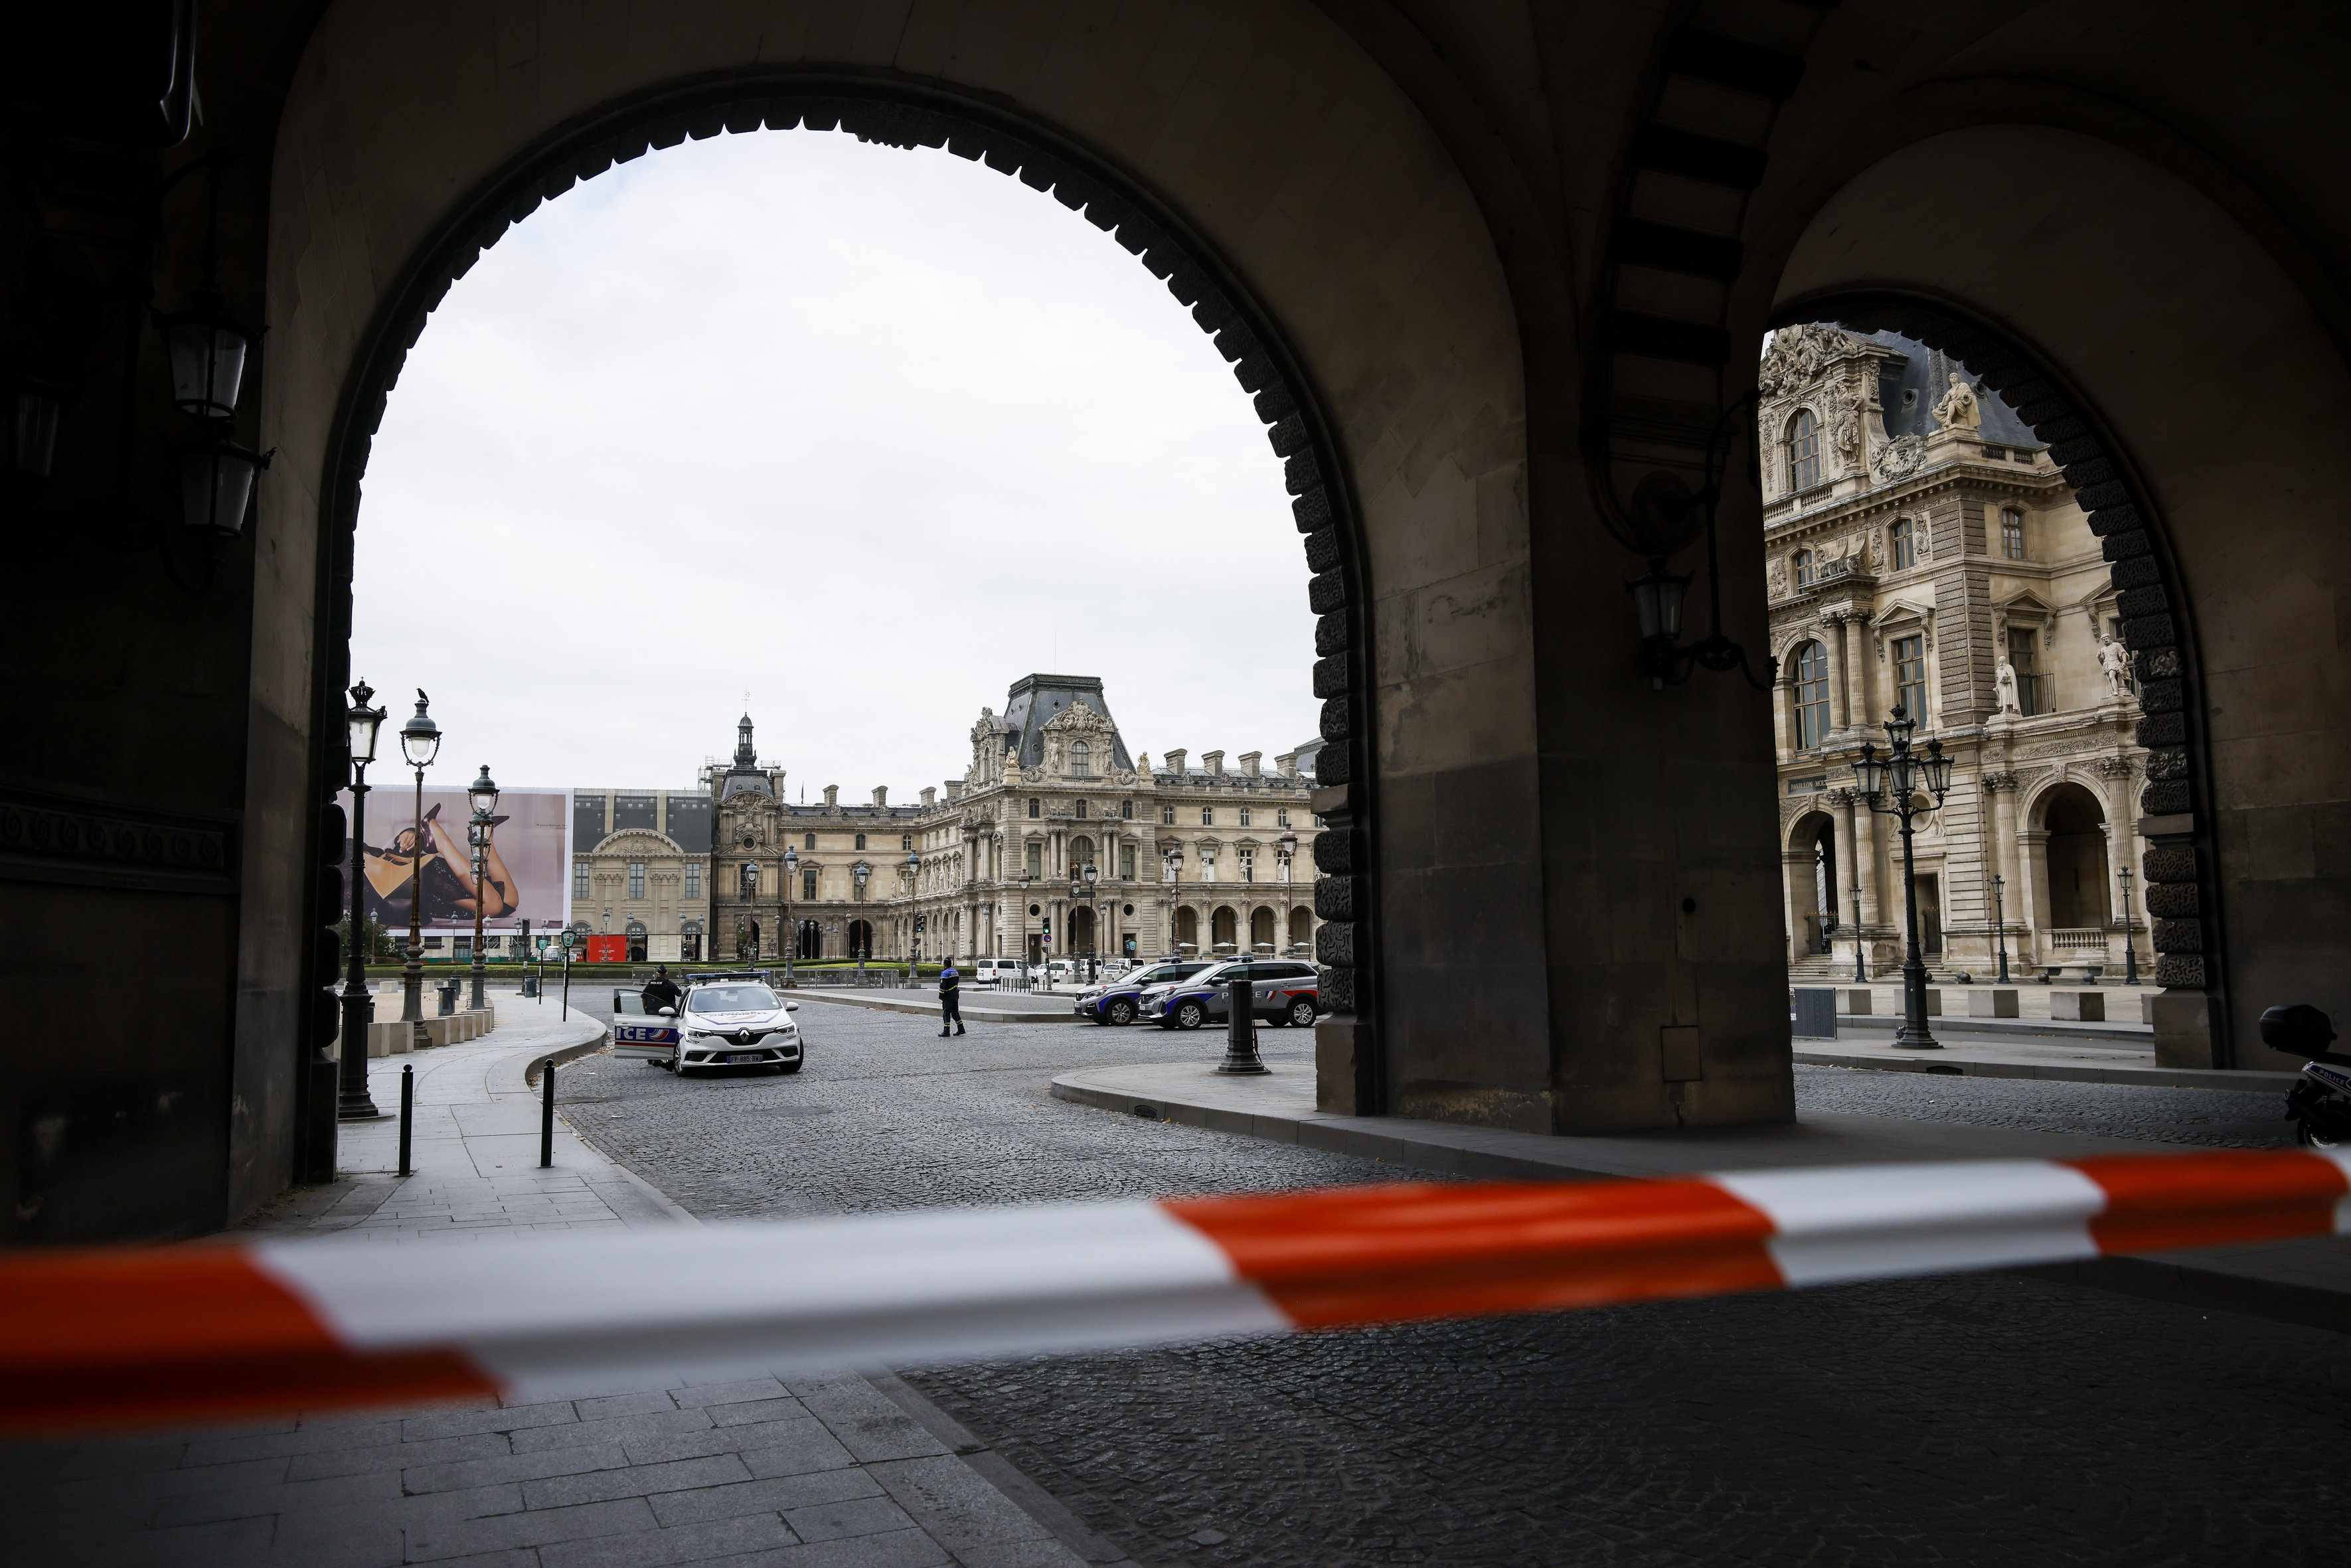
[937,961,965,1038]
[642,965,682,1016]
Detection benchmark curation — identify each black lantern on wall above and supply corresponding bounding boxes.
[155,153,272,537]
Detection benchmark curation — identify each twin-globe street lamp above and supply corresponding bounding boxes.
[783,845,799,984]
[905,846,921,984]
[1163,844,1185,959]
[853,861,871,982]
[1850,706,1955,1050]
[339,682,387,1121]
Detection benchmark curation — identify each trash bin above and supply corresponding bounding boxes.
[522,975,539,998]
[1791,987,1838,1039]
[438,980,460,1016]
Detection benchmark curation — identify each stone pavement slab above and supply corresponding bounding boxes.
[1795,1030,2298,1091]
[7,990,1121,1568]
[1050,1058,2351,1332]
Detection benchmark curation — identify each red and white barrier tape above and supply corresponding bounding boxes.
[6,1148,2348,1433]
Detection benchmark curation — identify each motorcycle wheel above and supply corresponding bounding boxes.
[2295,1119,2344,1149]
[1107,999,1135,1026]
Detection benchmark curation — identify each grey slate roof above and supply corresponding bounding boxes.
[1001,674,1135,773]
[1860,330,2042,448]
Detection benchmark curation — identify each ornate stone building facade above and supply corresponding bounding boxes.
[1765,327,2148,980]
[567,680,1321,968]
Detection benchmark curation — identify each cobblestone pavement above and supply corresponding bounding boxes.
[1791,1062,2292,1148]
[553,1008,2351,1567]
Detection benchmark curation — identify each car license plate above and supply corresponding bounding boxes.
[727,1052,761,1063]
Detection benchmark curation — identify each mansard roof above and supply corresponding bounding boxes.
[1002,674,1134,773]
[1858,330,2041,448]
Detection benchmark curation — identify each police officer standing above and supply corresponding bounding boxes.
[642,965,682,1016]
[937,960,965,1038]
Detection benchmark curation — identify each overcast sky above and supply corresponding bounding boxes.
[353,129,1315,799]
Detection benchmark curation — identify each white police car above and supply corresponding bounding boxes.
[615,971,803,1076]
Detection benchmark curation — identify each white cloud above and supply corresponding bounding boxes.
[354,129,1317,799]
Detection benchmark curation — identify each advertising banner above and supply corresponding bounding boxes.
[338,786,570,935]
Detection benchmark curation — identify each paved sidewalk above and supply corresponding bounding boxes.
[7,994,1115,1568]
[789,988,1079,1025]
[1050,1059,2351,1334]
[1792,1030,2297,1091]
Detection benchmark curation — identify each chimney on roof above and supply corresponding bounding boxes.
[1202,750,1225,777]
[921,787,937,809]
[1164,749,1186,776]
[1239,751,1261,778]
[1275,751,1297,778]
[872,786,888,807]
[824,785,839,808]
[946,781,963,802]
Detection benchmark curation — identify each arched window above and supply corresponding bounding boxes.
[854,833,866,850]
[1793,642,1832,749]
[804,832,815,851]
[1072,836,1094,870]
[1070,741,1090,775]
[1787,408,1821,491]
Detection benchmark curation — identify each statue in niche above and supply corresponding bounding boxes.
[1768,556,1788,596]
[1045,735,1064,775]
[1931,373,1982,430]
[1995,658,2022,715]
[2098,632,2133,698]
[1832,391,1863,461]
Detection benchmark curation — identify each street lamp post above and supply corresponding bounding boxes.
[339,680,386,1121]
[2117,865,2141,985]
[738,859,758,961]
[1992,873,2011,984]
[465,765,498,1011]
[1083,860,1099,982]
[854,860,870,984]
[1849,880,1868,982]
[396,691,440,1040]
[905,847,920,986]
[1278,832,1299,956]
[783,846,799,985]
[1851,706,1955,1049]
[1163,844,1184,959]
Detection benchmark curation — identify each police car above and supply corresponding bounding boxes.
[1141,958,1323,1031]
[612,971,803,1075]
[1073,959,1212,1026]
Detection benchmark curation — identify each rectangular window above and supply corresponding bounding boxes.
[1028,799,1040,818]
[1026,843,1042,878]
[574,860,590,900]
[1121,800,1132,819]
[1238,807,1252,827]
[803,871,817,901]
[1119,844,1135,879]
[1201,807,1214,826]
[684,864,700,898]
[1890,517,1915,570]
[1894,635,1929,726]
[1275,808,1289,827]
[628,862,645,900]
[1239,848,1256,883]
[2002,507,2026,560]
[902,834,912,850]
[805,832,816,850]
[1162,805,1175,824]
[854,833,866,850]
[1793,641,1832,751]
[1076,799,1088,819]
[2008,627,2042,716]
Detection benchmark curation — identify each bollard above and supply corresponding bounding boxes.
[1216,977,1268,1075]
[540,1059,555,1168]
[397,1063,414,1177]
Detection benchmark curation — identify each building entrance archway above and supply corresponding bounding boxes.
[847,919,872,961]
[1069,906,1095,957]
[1175,908,1198,957]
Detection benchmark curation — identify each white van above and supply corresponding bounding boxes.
[971,959,1028,988]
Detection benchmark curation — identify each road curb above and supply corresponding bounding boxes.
[521,1019,613,1087]
[789,990,1081,1024]
[1793,1050,2298,1092]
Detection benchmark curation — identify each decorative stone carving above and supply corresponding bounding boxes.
[2097,633,2133,698]
[1768,556,1788,596]
[2093,755,2139,779]
[1759,323,1866,397]
[1931,374,1981,430]
[1995,658,2021,715]
[1873,433,1926,481]
[1981,770,2020,793]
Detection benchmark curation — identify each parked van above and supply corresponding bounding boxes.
[971,959,1029,988]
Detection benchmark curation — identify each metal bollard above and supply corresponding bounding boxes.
[397,1063,414,1177]
[1216,977,1268,1075]
[540,1059,556,1168]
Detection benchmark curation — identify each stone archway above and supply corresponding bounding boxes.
[1210,906,1239,953]
[1250,906,1277,953]
[1175,907,1199,957]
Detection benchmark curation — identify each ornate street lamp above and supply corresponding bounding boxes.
[1164,844,1185,959]
[1851,706,1955,1049]
[337,680,386,1121]
[783,845,799,985]
[1850,880,1867,982]
[396,690,440,1037]
[2117,865,2141,986]
[738,860,759,960]
[465,765,498,1010]
[905,846,921,984]
[854,860,872,984]
[1991,873,2010,984]
[1082,860,1100,980]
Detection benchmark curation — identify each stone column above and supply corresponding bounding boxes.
[2097,757,2141,969]
[1847,793,1883,929]
[1823,789,1860,967]
[1822,609,1854,730]
[1781,846,1816,965]
[2017,827,2050,974]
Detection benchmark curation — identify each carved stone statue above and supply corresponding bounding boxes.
[1873,433,1926,481]
[1931,372,1981,430]
[2098,632,2132,698]
[1768,556,1788,596]
[1758,323,1865,398]
[1995,658,2021,715]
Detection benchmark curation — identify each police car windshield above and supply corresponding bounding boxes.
[688,984,779,1012]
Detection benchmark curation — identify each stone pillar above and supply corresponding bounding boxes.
[1982,772,2022,956]
[2097,757,2141,971]
[1848,793,1883,929]
[1823,609,1854,730]
[1823,789,1860,967]
[1781,846,1815,965]
[2018,827,2050,973]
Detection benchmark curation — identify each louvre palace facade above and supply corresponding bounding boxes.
[1765,326,2148,981]
[567,676,1322,968]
